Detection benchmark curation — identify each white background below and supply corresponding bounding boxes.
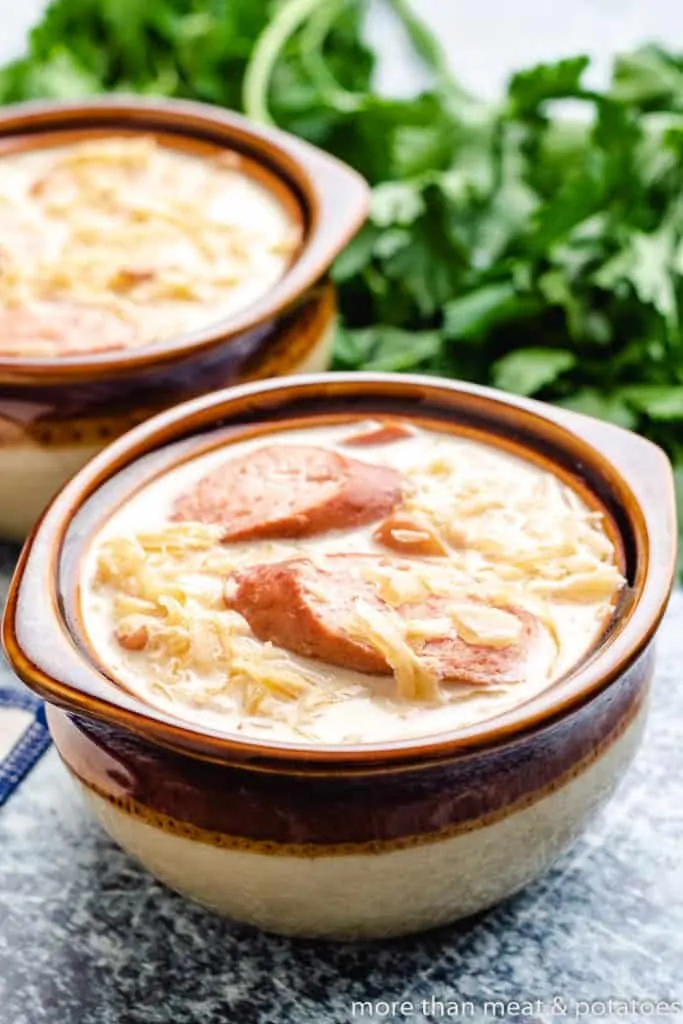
[1,0,683,98]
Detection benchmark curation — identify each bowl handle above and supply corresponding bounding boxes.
[269,130,371,281]
[551,404,678,585]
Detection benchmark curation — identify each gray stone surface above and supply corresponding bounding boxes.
[0,545,681,1023]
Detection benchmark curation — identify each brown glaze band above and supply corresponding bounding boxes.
[54,680,646,855]
[235,278,335,382]
[0,283,335,448]
[49,646,651,849]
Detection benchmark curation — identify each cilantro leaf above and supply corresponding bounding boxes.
[507,56,591,114]
[492,349,576,396]
[611,46,683,110]
[442,282,519,340]
[333,326,441,372]
[620,385,683,420]
[558,389,638,430]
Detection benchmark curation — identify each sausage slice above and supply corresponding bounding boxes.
[224,556,389,675]
[171,445,403,542]
[400,596,546,687]
[374,510,449,557]
[225,555,550,688]
[342,420,415,446]
[0,301,137,357]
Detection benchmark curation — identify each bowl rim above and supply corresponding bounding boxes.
[0,96,369,383]
[2,372,677,767]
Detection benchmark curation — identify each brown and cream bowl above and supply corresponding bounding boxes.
[0,97,369,540]
[1,373,677,940]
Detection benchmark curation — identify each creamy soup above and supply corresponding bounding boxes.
[82,419,625,744]
[0,136,299,356]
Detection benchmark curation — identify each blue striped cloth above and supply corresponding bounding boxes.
[0,686,51,808]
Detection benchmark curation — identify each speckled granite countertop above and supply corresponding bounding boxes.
[0,538,681,1024]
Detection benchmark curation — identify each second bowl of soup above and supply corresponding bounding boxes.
[0,97,369,538]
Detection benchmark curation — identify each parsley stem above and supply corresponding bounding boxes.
[243,0,329,125]
[387,0,474,100]
[299,0,366,113]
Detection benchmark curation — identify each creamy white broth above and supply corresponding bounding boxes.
[81,420,625,744]
[0,136,298,356]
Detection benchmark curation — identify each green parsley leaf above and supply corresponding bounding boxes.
[493,349,576,396]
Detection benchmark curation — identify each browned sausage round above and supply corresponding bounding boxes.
[341,420,415,446]
[224,556,390,674]
[373,510,449,557]
[0,301,137,357]
[171,445,403,542]
[225,555,546,687]
[398,596,544,686]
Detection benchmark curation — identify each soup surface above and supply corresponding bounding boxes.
[82,419,625,744]
[0,136,299,357]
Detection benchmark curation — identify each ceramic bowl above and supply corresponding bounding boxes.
[2,373,676,939]
[0,98,369,539]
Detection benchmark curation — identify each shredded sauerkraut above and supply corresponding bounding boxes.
[84,423,625,739]
[0,136,299,355]
[91,525,362,728]
[347,599,440,702]
[403,447,623,604]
